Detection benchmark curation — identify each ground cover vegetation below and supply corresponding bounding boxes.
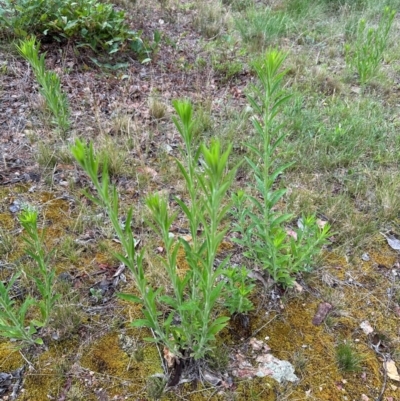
[0,0,400,399]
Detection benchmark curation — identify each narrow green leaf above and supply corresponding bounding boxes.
[117,293,143,304]
[131,319,153,328]
[207,316,230,336]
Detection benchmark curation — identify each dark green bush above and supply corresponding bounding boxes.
[0,0,143,54]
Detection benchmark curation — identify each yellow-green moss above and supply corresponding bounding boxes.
[0,342,24,370]
[1,182,400,400]
[81,332,162,397]
[0,213,15,230]
[20,339,79,400]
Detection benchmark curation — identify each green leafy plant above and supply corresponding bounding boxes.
[130,30,161,63]
[222,266,255,314]
[0,208,58,346]
[19,208,58,326]
[0,0,143,54]
[209,35,244,83]
[89,288,103,303]
[145,100,240,359]
[71,139,168,348]
[0,273,43,346]
[71,100,252,360]
[345,7,396,84]
[232,50,330,288]
[16,37,70,135]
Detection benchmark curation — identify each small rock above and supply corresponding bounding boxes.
[312,302,332,325]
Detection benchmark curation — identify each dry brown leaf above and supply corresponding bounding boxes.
[249,337,271,352]
[293,281,303,292]
[180,234,192,242]
[249,337,264,351]
[163,347,178,368]
[286,229,297,240]
[137,166,158,179]
[232,367,257,378]
[360,320,374,335]
[381,233,400,251]
[385,360,400,381]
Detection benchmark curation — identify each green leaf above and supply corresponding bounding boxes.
[209,282,224,305]
[143,336,159,343]
[178,300,199,311]
[159,295,178,308]
[31,319,45,328]
[117,293,143,304]
[207,316,230,336]
[131,319,153,328]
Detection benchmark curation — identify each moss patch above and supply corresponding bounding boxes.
[0,342,24,371]
[80,332,162,397]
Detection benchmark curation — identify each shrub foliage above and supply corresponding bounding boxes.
[0,0,143,53]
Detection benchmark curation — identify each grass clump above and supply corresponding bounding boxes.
[149,96,167,120]
[194,1,227,39]
[285,0,320,17]
[0,227,13,255]
[223,0,253,11]
[209,35,245,83]
[336,342,364,372]
[345,7,396,85]
[235,7,291,51]
[146,375,167,400]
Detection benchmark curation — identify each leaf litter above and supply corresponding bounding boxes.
[381,232,400,251]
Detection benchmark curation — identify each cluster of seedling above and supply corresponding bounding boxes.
[0,47,330,361]
[70,50,329,359]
